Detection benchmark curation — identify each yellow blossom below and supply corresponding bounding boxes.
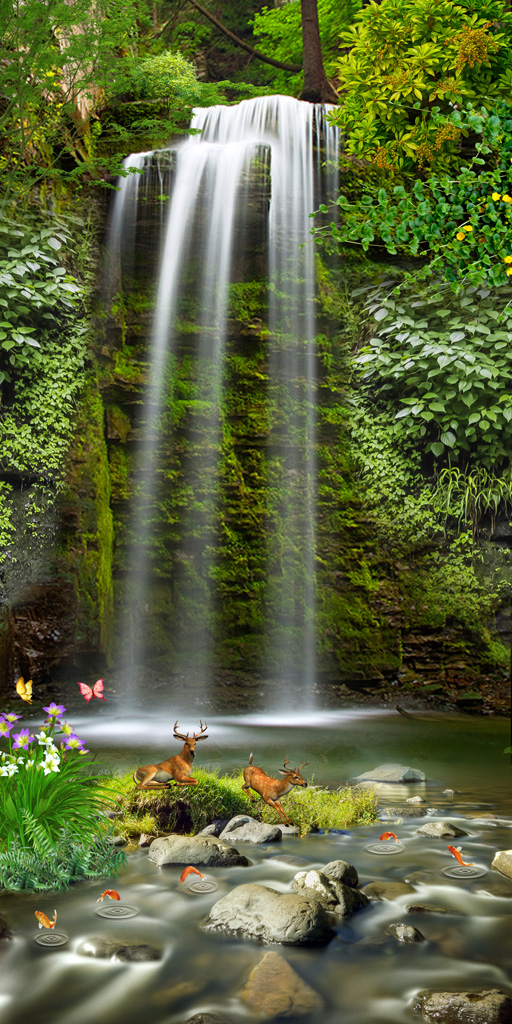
[503,194,512,203]
[462,225,473,232]
[492,192,501,201]
[507,268,512,276]
[504,255,512,264]
[456,231,466,240]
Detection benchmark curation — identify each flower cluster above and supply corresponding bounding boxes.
[0,704,88,779]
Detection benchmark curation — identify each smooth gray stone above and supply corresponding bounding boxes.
[416,821,468,838]
[361,880,415,901]
[219,815,282,844]
[322,859,359,888]
[492,850,512,880]
[148,834,249,867]
[354,763,426,783]
[203,883,334,945]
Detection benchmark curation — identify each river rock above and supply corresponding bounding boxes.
[198,819,229,837]
[78,936,163,961]
[219,815,282,844]
[240,951,324,1017]
[138,833,156,847]
[380,805,428,817]
[387,922,425,943]
[322,859,359,887]
[293,869,369,917]
[412,989,512,1023]
[185,1015,230,1024]
[407,796,427,804]
[148,834,249,867]
[202,883,334,945]
[491,850,512,880]
[416,822,468,838]
[354,764,426,783]
[361,880,415,901]
[407,903,448,914]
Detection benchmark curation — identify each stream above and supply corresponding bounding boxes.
[0,710,511,1024]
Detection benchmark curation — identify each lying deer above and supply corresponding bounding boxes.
[133,721,208,790]
[242,754,308,825]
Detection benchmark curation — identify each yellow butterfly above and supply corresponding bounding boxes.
[16,677,33,704]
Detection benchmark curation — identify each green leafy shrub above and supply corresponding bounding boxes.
[0,703,119,852]
[315,101,512,289]
[328,0,512,172]
[129,51,200,109]
[353,281,512,468]
[0,829,126,892]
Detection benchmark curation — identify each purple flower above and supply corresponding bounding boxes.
[1,712,21,723]
[0,719,13,737]
[12,729,34,751]
[43,703,66,718]
[63,733,88,753]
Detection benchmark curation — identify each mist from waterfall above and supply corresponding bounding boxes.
[107,96,339,708]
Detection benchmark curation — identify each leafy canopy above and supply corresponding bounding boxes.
[328,0,512,172]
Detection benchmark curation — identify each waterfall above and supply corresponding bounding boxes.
[107,96,339,708]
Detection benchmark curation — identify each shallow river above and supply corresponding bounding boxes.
[1,709,511,1024]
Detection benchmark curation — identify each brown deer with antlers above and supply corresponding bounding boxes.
[242,754,308,825]
[133,721,208,790]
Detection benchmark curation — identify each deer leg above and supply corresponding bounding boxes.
[133,766,172,790]
[270,799,292,825]
[242,783,257,802]
[174,777,198,786]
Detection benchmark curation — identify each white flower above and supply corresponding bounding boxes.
[34,731,53,746]
[42,751,60,775]
[0,762,18,776]
[25,759,35,769]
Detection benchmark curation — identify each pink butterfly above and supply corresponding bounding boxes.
[77,679,105,703]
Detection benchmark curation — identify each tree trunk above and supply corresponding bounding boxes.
[301,0,338,103]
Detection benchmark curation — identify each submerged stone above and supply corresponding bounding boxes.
[361,880,415,901]
[240,951,324,1017]
[202,883,334,945]
[78,936,163,961]
[387,922,425,943]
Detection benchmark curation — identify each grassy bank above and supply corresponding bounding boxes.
[104,768,379,839]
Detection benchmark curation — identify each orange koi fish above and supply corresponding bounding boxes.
[180,866,205,883]
[96,889,121,902]
[35,909,57,930]
[379,831,399,842]
[448,845,473,866]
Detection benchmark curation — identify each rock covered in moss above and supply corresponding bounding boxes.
[148,834,249,867]
[202,883,334,945]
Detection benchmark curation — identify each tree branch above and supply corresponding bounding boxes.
[184,0,303,74]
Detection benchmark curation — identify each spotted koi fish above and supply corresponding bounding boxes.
[96,889,121,902]
[180,866,205,883]
[379,831,399,842]
[448,845,473,866]
[35,910,57,930]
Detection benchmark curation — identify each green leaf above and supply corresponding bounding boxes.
[440,431,456,447]
[430,442,445,456]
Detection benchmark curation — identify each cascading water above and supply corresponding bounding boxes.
[107,96,339,708]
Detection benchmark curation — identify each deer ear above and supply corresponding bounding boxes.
[195,734,208,741]
[277,768,289,775]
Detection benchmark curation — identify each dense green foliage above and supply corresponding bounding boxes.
[327,0,512,172]
[0,829,126,892]
[251,0,349,94]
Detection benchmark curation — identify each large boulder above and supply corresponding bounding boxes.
[293,870,369,918]
[412,989,512,1023]
[416,822,468,839]
[491,850,512,880]
[354,764,426,783]
[219,815,282,844]
[202,883,334,946]
[148,834,249,867]
[240,951,324,1017]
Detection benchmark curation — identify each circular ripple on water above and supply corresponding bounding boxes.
[94,904,139,919]
[441,865,487,879]
[33,931,69,948]
[365,842,405,855]
[186,879,219,894]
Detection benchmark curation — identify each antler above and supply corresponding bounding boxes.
[282,756,291,770]
[173,721,189,741]
[193,720,208,740]
[299,760,309,771]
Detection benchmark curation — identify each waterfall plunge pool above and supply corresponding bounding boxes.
[0,710,511,1024]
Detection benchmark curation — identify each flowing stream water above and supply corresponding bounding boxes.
[108,96,339,710]
[0,711,510,1024]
